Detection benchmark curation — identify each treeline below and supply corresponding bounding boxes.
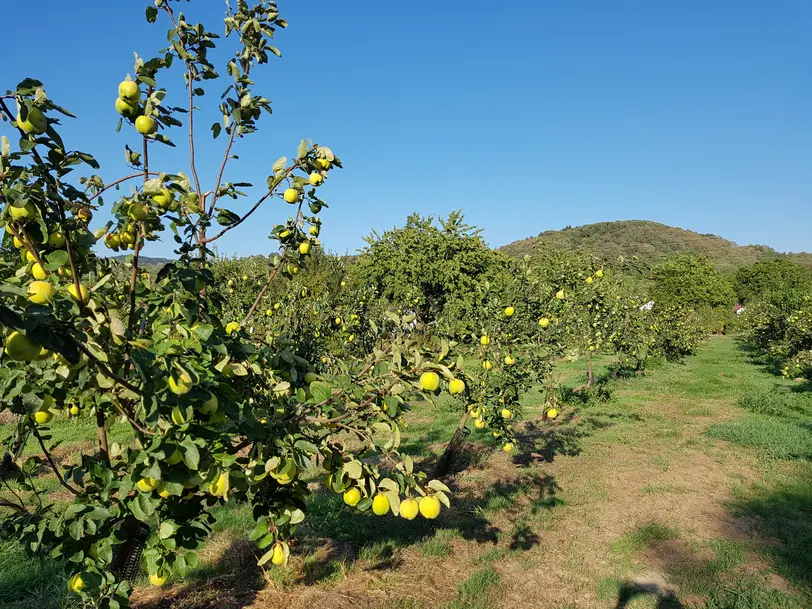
[209,211,739,380]
[736,259,812,381]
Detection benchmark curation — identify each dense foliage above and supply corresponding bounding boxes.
[735,258,812,308]
[651,255,735,309]
[738,259,812,382]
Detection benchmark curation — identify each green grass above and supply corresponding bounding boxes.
[419,528,460,558]
[0,541,74,609]
[445,567,501,609]
[727,472,812,595]
[703,578,805,609]
[706,416,812,460]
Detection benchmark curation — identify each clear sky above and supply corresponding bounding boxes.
[2,0,810,258]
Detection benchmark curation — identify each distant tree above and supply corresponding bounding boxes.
[652,255,735,309]
[355,211,507,333]
[734,258,812,308]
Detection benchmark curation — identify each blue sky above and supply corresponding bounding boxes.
[3,0,810,257]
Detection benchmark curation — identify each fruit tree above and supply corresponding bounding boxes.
[0,2,465,606]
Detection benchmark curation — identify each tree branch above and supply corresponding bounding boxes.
[208,127,237,216]
[70,342,153,436]
[305,413,350,425]
[202,189,273,243]
[0,498,28,514]
[31,426,80,495]
[186,68,203,201]
[242,258,285,324]
[87,172,160,203]
[203,160,301,244]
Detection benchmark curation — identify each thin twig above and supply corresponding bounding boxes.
[203,189,273,243]
[204,160,301,244]
[87,172,160,202]
[31,426,80,495]
[242,259,285,324]
[304,413,350,425]
[1,479,29,514]
[208,128,237,215]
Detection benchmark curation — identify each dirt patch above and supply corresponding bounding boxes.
[52,441,94,466]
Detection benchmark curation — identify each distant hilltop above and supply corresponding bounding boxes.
[498,220,812,272]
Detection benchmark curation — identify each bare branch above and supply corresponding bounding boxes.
[202,189,273,244]
[242,258,285,324]
[0,498,28,514]
[31,426,80,496]
[208,128,237,216]
[87,172,160,203]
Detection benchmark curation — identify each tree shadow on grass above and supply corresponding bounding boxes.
[736,338,786,377]
[511,409,642,468]
[294,466,565,576]
[399,427,454,457]
[509,520,540,551]
[131,539,262,609]
[511,416,584,466]
[725,472,812,597]
[559,379,613,406]
[614,578,686,609]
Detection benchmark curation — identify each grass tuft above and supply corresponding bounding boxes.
[610,523,679,555]
[445,567,501,609]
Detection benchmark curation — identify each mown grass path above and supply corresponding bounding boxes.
[3,336,812,609]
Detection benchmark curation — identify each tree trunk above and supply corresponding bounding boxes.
[586,362,595,388]
[96,409,109,463]
[435,413,471,477]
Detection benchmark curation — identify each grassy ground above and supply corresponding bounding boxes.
[2,336,812,609]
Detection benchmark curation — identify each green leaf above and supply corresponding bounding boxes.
[288,508,305,524]
[185,551,200,569]
[296,139,308,159]
[257,548,275,566]
[45,250,69,268]
[309,381,332,403]
[174,552,188,575]
[249,523,267,542]
[160,536,177,551]
[257,532,275,549]
[64,504,88,518]
[181,438,200,470]
[343,460,363,480]
[68,519,83,540]
[272,156,287,176]
[427,479,451,493]
[386,490,401,516]
[378,478,398,492]
[216,208,241,226]
[294,439,318,454]
[159,520,178,539]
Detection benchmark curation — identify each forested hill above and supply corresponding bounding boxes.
[498,220,812,272]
